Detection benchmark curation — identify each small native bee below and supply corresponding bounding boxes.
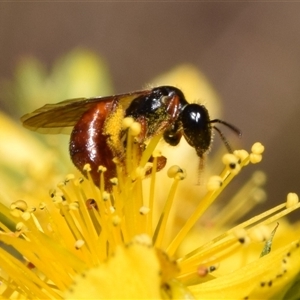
[21,86,241,189]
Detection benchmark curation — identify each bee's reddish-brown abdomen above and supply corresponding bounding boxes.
[69,100,117,189]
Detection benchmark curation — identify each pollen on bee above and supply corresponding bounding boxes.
[103,105,124,156]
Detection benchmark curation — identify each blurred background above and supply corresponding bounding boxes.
[1,3,300,211]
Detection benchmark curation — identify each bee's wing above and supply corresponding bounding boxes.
[21,90,150,134]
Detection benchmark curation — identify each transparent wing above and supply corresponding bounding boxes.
[21,90,150,134]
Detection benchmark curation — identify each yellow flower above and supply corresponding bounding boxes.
[0,51,300,299]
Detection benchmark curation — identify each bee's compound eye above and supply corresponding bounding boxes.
[181,104,212,157]
[181,104,210,132]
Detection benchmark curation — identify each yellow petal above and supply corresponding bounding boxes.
[0,111,55,177]
[65,241,161,299]
[189,240,300,299]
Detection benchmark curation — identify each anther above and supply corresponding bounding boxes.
[39,202,46,210]
[233,149,249,163]
[69,202,79,210]
[110,178,118,186]
[286,192,299,208]
[49,189,56,198]
[83,164,91,172]
[65,174,75,182]
[10,200,28,212]
[249,225,271,242]
[74,240,85,250]
[167,165,183,178]
[233,228,250,245]
[207,176,223,191]
[112,215,121,226]
[222,153,241,174]
[98,165,107,173]
[129,121,141,136]
[122,117,134,130]
[251,142,265,154]
[249,153,262,164]
[16,222,25,231]
[102,191,110,201]
[132,234,152,246]
[152,149,162,157]
[139,206,150,215]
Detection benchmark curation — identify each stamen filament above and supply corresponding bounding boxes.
[167,154,251,256]
[153,177,180,248]
[0,248,62,298]
[167,175,229,256]
[179,199,300,274]
[212,171,266,227]
[147,155,158,235]
[124,180,144,239]
[179,238,241,274]
[139,133,162,167]
[125,129,133,175]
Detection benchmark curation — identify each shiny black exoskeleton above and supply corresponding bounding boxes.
[126,86,240,158]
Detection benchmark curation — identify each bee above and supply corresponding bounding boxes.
[21,86,241,189]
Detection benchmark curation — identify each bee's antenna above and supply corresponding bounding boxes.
[210,119,242,154]
[212,126,233,153]
[210,119,242,137]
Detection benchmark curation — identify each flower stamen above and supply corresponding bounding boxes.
[153,166,186,248]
